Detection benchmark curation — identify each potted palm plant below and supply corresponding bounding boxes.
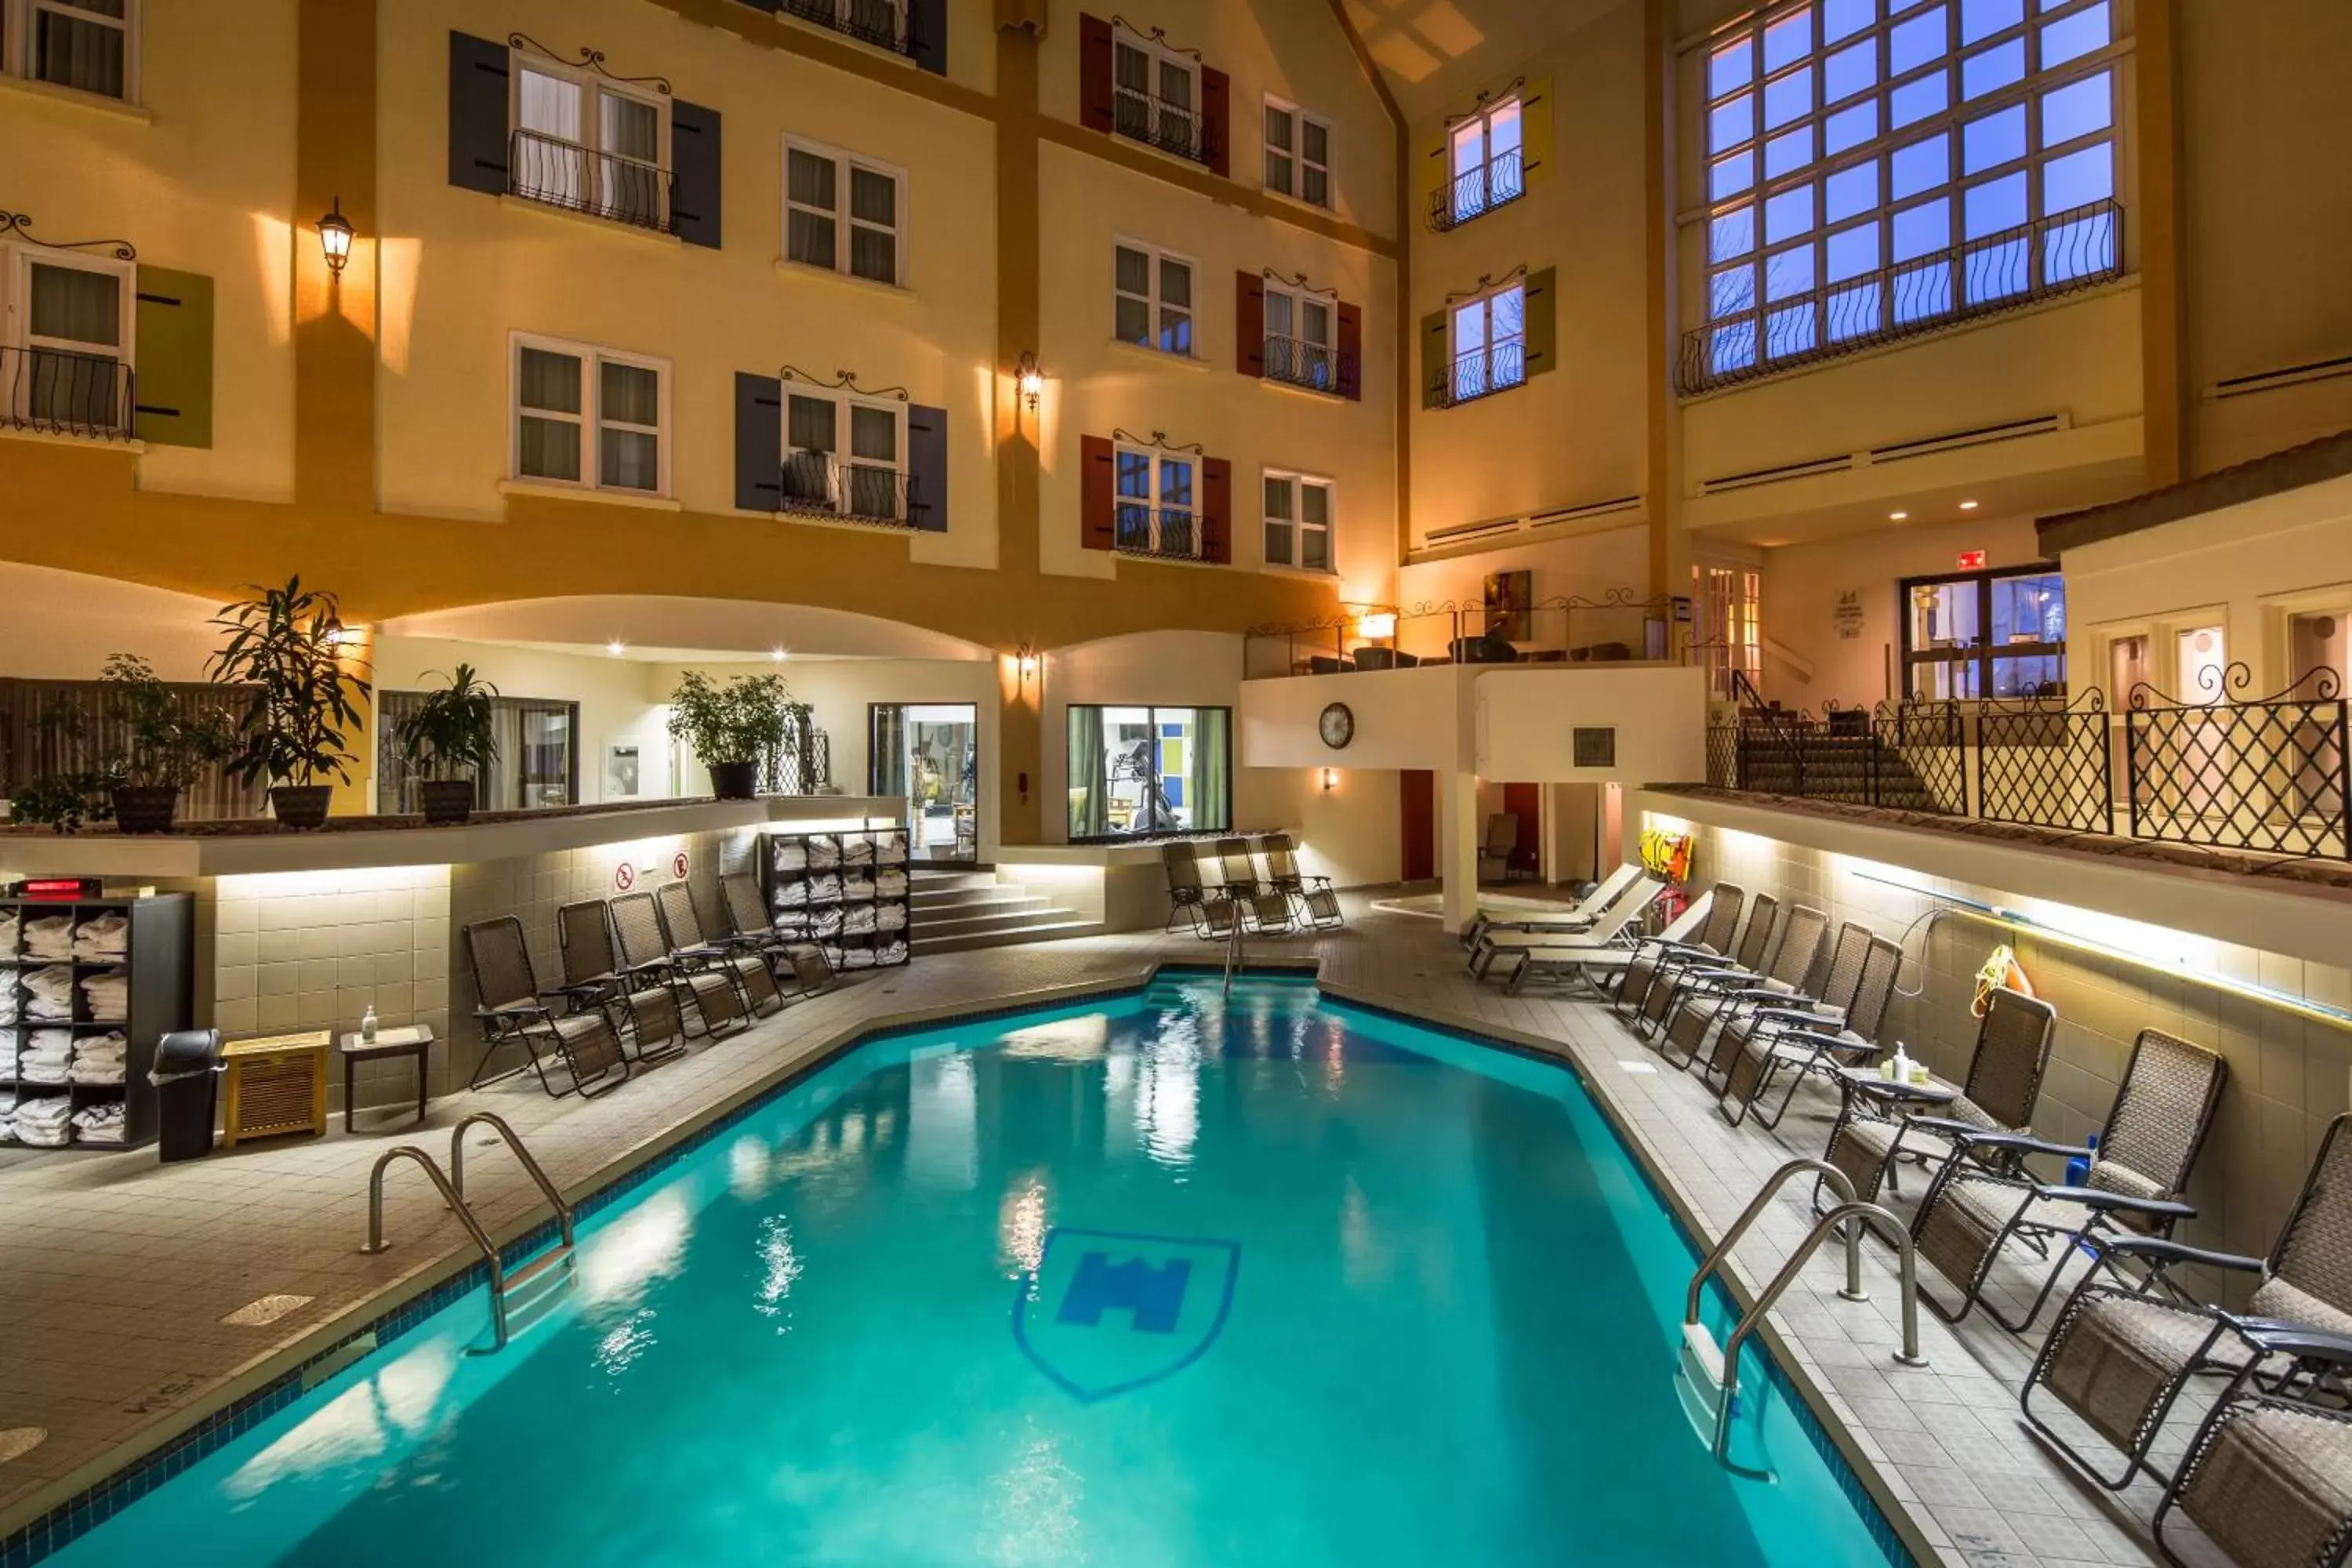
[394,664,499,826]
[96,653,238,833]
[208,577,371,830]
[667,670,790,800]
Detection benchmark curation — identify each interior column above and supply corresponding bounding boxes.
[1437,769,1483,933]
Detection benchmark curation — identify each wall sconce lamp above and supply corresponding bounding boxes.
[1014,351,1045,412]
[1014,642,1038,687]
[1320,767,1339,793]
[318,197,354,277]
[1356,611,1398,641]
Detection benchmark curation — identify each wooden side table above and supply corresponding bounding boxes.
[220,1030,332,1148]
[339,1025,434,1131]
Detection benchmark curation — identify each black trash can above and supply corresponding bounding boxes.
[151,1029,223,1163]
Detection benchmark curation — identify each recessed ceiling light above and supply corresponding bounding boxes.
[770,648,787,662]
[605,640,626,656]
[1958,499,1979,511]
[1889,510,1909,521]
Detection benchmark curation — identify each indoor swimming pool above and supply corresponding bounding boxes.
[49,976,1904,1566]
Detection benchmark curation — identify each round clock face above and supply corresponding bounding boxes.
[1319,702,1355,750]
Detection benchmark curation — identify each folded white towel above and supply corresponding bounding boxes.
[877,832,908,866]
[14,1094,71,1145]
[20,965,74,1020]
[70,1101,125,1145]
[774,880,808,909]
[69,1032,127,1084]
[0,991,17,1025]
[876,869,909,898]
[808,873,842,904]
[78,974,129,1020]
[844,835,875,865]
[843,904,876,935]
[21,916,73,960]
[20,1029,71,1083]
[71,912,129,960]
[840,874,874,900]
[811,908,844,938]
[877,938,908,965]
[877,903,908,932]
[807,835,840,869]
[773,840,808,874]
[0,910,19,952]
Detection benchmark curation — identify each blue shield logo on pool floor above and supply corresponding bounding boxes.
[1013,1228,1240,1403]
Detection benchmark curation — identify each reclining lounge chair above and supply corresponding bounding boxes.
[2154,1331,2352,1568]
[611,890,750,1039]
[463,915,630,1098]
[555,898,688,1063]
[720,870,835,996]
[1717,930,1904,1130]
[1695,920,1873,1094]
[1261,833,1344,931]
[1651,903,1830,1071]
[1628,892,1777,1038]
[1464,862,1642,953]
[1470,873,1662,981]
[1608,882,1742,1022]
[1484,877,1667,995]
[656,880,786,1017]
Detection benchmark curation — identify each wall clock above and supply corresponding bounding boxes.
[1318,702,1355,750]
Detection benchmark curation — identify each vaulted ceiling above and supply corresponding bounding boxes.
[1340,0,1627,122]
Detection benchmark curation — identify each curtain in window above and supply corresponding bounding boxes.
[598,361,660,490]
[869,705,908,796]
[1188,708,1229,832]
[1068,705,1108,838]
[29,264,120,347]
[34,1,126,97]
[2,677,263,819]
[848,167,897,281]
[787,150,838,267]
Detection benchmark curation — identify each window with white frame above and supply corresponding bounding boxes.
[1261,278,1338,392]
[1265,99,1331,207]
[1446,278,1526,403]
[780,385,907,524]
[4,249,132,434]
[1445,94,1525,226]
[1262,470,1332,572]
[784,138,906,287]
[1114,443,1196,558]
[1695,0,2121,383]
[1112,23,1203,161]
[509,51,669,231]
[5,0,137,102]
[511,335,668,495]
[780,0,910,56]
[1113,241,1194,356]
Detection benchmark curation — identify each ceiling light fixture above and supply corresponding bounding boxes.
[1958,499,1980,511]
[1888,510,1909,521]
[606,640,626,657]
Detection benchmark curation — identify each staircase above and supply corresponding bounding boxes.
[1730,729,1956,813]
[909,867,1101,955]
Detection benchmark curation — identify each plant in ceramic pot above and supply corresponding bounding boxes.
[94,653,238,833]
[208,577,371,830]
[394,664,499,826]
[667,670,790,800]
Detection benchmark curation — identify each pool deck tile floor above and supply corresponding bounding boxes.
[0,898,2228,1566]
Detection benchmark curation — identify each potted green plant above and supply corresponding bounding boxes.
[9,771,109,835]
[207,576,372,831]
[95,653,238,833]
[666,670,791,800]
[394,664,499,826]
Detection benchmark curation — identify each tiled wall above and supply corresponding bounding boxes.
[1681,818,2352,1307]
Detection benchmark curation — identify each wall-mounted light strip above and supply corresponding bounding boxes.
[1849,868,2352,1035]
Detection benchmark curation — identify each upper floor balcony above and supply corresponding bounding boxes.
[1245,592,1673,681]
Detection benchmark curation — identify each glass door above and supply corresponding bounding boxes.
[869,703,979,863]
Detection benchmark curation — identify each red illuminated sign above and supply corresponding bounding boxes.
[1957,549,1987,571]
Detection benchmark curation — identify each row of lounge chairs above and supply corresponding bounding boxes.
[462,871,835,1098]
[1564,877,2350,1566]
[1162,835,1345,938]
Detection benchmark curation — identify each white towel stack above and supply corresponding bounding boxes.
[20,966,73,1022]
[72,913,128,962]
[78,973,129,1022]
[876,869,909,898]
[0,987,19,1026]
[14,1095,71,1147]
[774,880,809,909]
[808,835,840,869]
[20,916,73,960]
[773,840,808,874]
[877,832,908,866]
[844,835,875,866]
[877,903,908,933]
[808,873,842,904]
[877,938,909,966]
[0,909,20,953]
[70,1102,125,1145]
[19,1031,71,1084]
[70,1031,127,1084]
[0,1090,14,1141]
[843,904,877,935]
[811,908,844,938]
[839,873,875,900]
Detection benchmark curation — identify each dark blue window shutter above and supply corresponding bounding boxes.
[448,32,510,194]
[735,373,782,513]
[907,403,948,532]
[909,0,947,75]
[671,100,722,249]
[735,0,780,10]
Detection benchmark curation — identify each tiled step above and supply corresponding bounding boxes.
[913,905,1080,942]
[909,885,1044,913]
[912,916,1104,955]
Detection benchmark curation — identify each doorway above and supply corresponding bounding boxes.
[869,703,980,863]
[1399,770,1435,881]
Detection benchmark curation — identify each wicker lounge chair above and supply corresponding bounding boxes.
[1910,1026,2227,1330]
[1162,840,1215,934]
[1213,837,1293,934]
[655,880,786,1016]
[1696,920,1872,1093]
[461,916,629,1098]
[720,870,835,996]
[1817,986,2056,1213]
[1629,891,1777,1038]
[1652,902,1830,1071]
[1464,862,1642,952]
[2025,1114,2352,1497]
[2152,1335,2352,1568]
[554,899,688,1063]
[611,891,749,1038]
[1717,930,1903,1130]
[1260,833,1343,930]
[1608,882,1742,1022]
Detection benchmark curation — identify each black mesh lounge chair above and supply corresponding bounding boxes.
[2151,1329,2352,1568]
[1696,920,1873,1094]
[1261,833,1343,930]
[1163,840,1210,933]
[1909,1027,2228,1331]
[611,891,748,1038]
[2024,1114,2352,1497]
[1630,891,1777,1037]
[462,916,629,1098]
[1652,903,1830,1071]
[1213,837,1292,934]
[655,880,785,1016]
[720,870,834,996]
[555,899,688,1063]
[1817,986,2057,1214]
[1609,883,1742,1022]
[1717,931,1904,1130]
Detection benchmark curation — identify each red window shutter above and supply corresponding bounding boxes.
[1079,14,1115,135]
[1337,301,1363,401]
[1201,456,1232,564]
[1201,67,1230,176]
[1081,434,1116,550]
[1236,271,1266,376]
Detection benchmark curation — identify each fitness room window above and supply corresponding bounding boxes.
[1901,564,2065,699]
[1065,705,1231,840]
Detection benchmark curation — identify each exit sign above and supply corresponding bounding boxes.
[1957,549,1987,570]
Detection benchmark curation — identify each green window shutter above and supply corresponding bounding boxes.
[1420,310,1448,409]
[1520,77,1553,186]
[1523,267,1558,379]
[132,266,214,448]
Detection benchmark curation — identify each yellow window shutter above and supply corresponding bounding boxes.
[1524,267,1558,377]
[132,266,213,448]
[1521,76,1553,185]
[1420,310,1449,408]
[1417,129,1450,222]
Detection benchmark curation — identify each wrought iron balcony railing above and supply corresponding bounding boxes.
[1,344,133,441]
[1113,503,1199,561]
[1262,336,1353,396]
[1427,339,1526,409]
[1680,199,2125,396]
[1425,151,1526,234]
[509,129,674,234]
[782,0,916,59]
[1112,89,1212,168]
[775,450,921,528]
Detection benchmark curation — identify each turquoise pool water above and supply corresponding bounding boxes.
[53,977,1901,1566]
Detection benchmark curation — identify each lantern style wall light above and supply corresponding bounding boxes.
[1014,642,1039,687]
[1014,351,1045,412]
[318,198,354,277]
[1320,767,1339,793]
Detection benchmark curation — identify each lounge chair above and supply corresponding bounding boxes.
[1696,920,1874,1093]
[1213,837,1293,933]
[1609,883,1743,1021]
[1477,874,1664,989]
[461,916,629,1098]
[720,870,835,996]
[1716,930,1904,1130]
[1908,1027,2227,1330]
[1817,986,2056,1211]
[1626,891,1777,1036]
[610,890,749,1038]
[2024,1113,2352,1497]
[554,899,688,1063]
[1652,902,1831,1071]
[655,880,786,1017]
[1464,861,1642,952]
[1476,813,1520,882]
[1508,887,1720,998]
[2152,1331,2352,1568]
[1260,833,1343,930]
[1468,866,1655,977]
[1162,840,1214,934]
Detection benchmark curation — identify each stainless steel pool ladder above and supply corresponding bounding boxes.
[1681,1158,1928,1465]
[1221,906,1245,996]
[360,1114,575,1354]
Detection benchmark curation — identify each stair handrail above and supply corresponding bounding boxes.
[1726,669,1809,794]
[1221,902,1244,996]
[449,1111,575,1250]
[1685,1157,1863,1327]
[361,1145,514,1349]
